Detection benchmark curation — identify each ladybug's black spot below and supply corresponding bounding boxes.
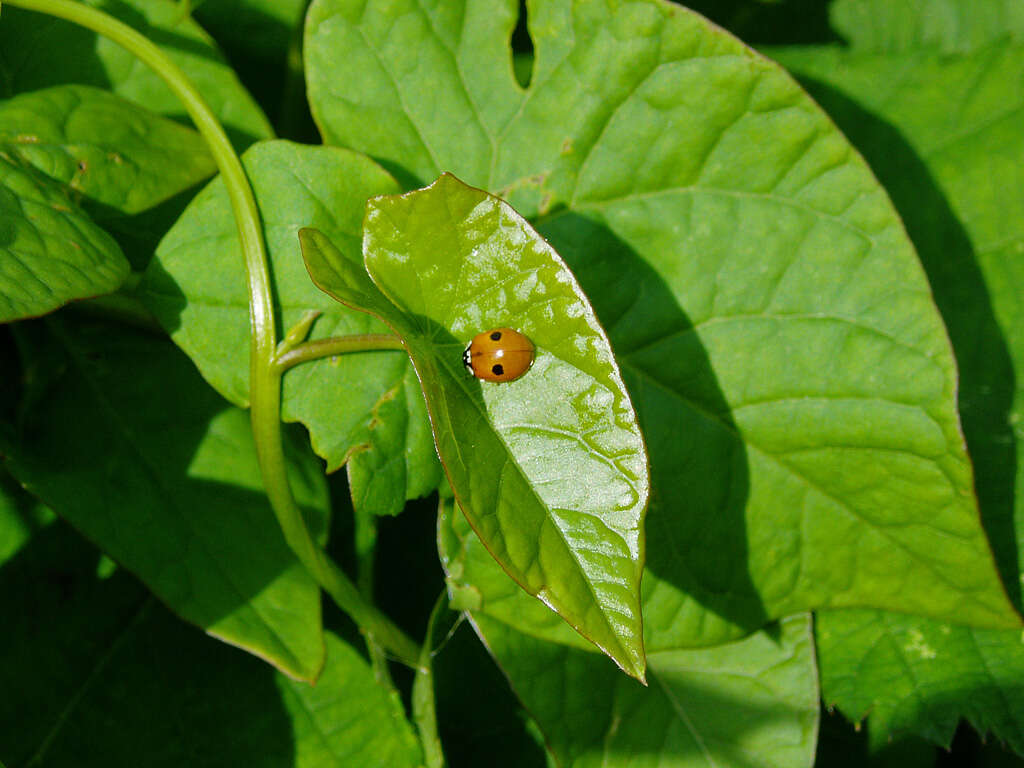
[491,364,504,376]
[490,331,502,341]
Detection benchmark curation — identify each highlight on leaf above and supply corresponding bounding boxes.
[300,173,651,680]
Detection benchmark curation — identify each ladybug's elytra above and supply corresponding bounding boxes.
[462,328,535,383]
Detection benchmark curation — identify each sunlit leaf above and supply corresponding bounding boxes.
[300,173,649,679]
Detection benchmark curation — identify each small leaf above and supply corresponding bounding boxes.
[301,173,650,680]
[2,318,328,681]
[348,365,442,518]
[0,0,272,147]
[0,154,128,323]
[0,469,54,566]
[141,140,439,492]
[277,633,424,767]
[0,85,216,214]
[817,609,1024,755]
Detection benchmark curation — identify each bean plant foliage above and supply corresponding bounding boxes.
[0,0,1021,766]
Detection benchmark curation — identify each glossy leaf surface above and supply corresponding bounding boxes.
[0,154,128,323]
[0,85,215,214]
[306,0,1020,642]
[2,319,328,681]
[301,173,650,679]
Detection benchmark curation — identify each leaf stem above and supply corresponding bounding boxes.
[5,0,421,669]
[413,592,451,768]
[275,333,406,372]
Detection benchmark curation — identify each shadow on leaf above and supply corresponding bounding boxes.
[792,76,1020,611]
[539,213,767,642]
[3,316,327,681]
[0,520,297,766]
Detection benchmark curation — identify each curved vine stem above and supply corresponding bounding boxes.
[6,0,420,669]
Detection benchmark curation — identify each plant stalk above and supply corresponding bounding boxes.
[5,0,420,669]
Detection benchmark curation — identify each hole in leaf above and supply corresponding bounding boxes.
[510,0,533,88]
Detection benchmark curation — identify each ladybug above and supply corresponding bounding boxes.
[462,328,535,383]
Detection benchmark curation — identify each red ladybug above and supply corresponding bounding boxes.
[462,328,535,383]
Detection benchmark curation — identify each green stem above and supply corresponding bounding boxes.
[413,592,451,768]
[6,0,420,669]
[275,333,405,372]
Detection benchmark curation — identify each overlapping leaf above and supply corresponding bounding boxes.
[441,490,818,768]
[140,140,440,495]
[306,0,1021,644]
[2,318,328,681]
[0,0,272,147]
[816,610,1024,753]
[0,519,420,767]
[829,0,1024,52]
[300,173,649,679]
[0,85,215,214]
[347,364,442,518]
[0,153,128,323]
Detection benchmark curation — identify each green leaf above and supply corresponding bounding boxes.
[300,173,650,680]
[0,0,272,148]
[830,0,1024,52]
[0,153,128,323]
[276,633,424,768]
[140,139,441,491]
[305,0,1021,639]
[439,491,818,767]
[0,85,216,215]
[193,0,307,57]
[2,318,328,681]
[477,612,818,767]
[768,2,1024,754]
[0,468,54,566]
[0,521,420,767]
[817,610,1024,754]
[347,364,443,518]
[0,519,150,767]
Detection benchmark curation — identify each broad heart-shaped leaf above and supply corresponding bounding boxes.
[768,4,1024,754]
[140,139,440,496]
[0,0,271,148]
[0,152,128,323]
[1,317,328,682]
[300,174,650,680]
[0,85,215,214]
[815,610,1024,755]
[306,0,1021,641]
[0,519,420,767]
